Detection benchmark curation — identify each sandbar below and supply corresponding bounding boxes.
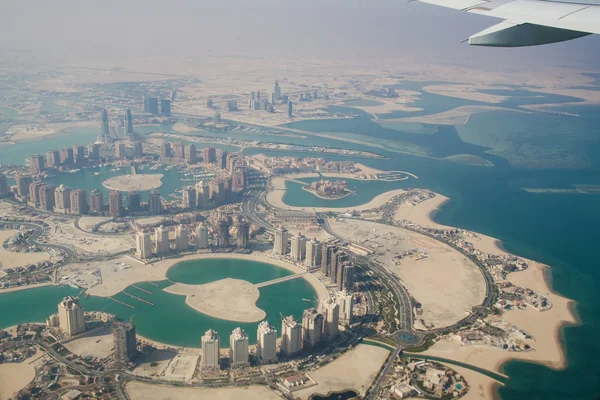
[103,174,164,192]
[125,381,281,400]
[380,105,524,126]
[164,278,266,323]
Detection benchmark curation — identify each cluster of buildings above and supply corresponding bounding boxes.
[200,293,354,371]
[136,216,251,259]
[273,226,356,292]
[249,156,361,176]
[28,142,103,176]
[305,179,350,199]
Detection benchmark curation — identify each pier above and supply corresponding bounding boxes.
[255,272,308,288]
[109,297,136,309]
[146,281,159,287]
[131,284,153,295]
[121,291,155,306]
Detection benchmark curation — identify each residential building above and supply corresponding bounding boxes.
[136,231,153,259]
[154,225,170,255]
[302,308,323,348]
[256,321,277,364]
[281,316,302,356]
[273,225,288,255]
[229,327,249,368]
[201,329,220,370]
[196,223,209,249]
[57,296,85,337]
[290,233,306,261]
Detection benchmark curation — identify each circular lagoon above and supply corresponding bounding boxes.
[0,258,317,348]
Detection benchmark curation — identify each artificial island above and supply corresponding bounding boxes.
[0,74,576,400]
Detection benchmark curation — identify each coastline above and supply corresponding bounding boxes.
[0,282,53,294]
[301,186,355,201]
[395,192,577,398]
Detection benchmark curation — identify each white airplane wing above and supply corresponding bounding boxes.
[417,0,600,46]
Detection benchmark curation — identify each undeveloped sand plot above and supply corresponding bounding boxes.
[164,278,266,323]
[0,353,37,400]
[125,381,281,400]
[103,174,164,192]
[63,327,114,359]
[0,230,50,269]
[328,218,486,329]
[294,344,390,399]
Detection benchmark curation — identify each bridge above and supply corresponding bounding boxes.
[255,271,309,288]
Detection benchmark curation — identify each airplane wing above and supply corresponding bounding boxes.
[417,0,600,46]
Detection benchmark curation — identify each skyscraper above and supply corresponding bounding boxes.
[213,112,221,125]
[217,218,230,248]
[29,154,45,175]
[306,238,322,267]
[125,108,134,136]
[287,100,293,117]
[148,191,162,215]
[256,321,277,364]
[154,225,170,255]
[273,225,288,255]
[175,225,189,252]
[108,190,123,217]
[115,142,126,159]
[73,145,85,165]
[161,99,171,117]
[128,191,141,213]
[341,263,356,292]
[181,186,196,210]
[229,327,249,368]
[39,185,56,211]
[89,189,104,214]
[217,150,228,169]
[320,299,340,338]
[302,308,324,348]
[196,223,209,249]
[60,147,74,165]
[201,329,220,370]
[133,141,143,158]
[186,144,197,164]
[236,220,250,249]
[29,181,44,206]
[274,80,281,101]
[335,251,349,287]
[136,231,153,259]
[0,174,8,198]
[172,142,185,159]
[58,296,85,337]
[281,316,302,356]
[203,147,216,164]
[54,185,71,212]
[46,149,60,169]
[336,292,354,325]
[147,97,159,115]
[290,233,306,261]
[329,247,338,281]
[99,108,110,143]
[195,181,211,210]
[160,142,171,158]
[113,321,137,366]
[70,189,88,215]
[88,143,100,161]
[232,167,247,191]
[16,175,32,198]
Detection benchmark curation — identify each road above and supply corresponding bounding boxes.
[365,344,403,399]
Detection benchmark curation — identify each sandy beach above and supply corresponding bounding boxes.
[267,176,406,212]
[379,105,524,126]
[0,281,53,294]
[395,192,577,397]
[8,121,95,142]
[0,230,51,269]
[87,252,328,305]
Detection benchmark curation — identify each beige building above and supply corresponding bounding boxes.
[196,223,209,249]
[337,291,354,325]
[175,225,189,252]
[154,226,170,255]
[201,329,220,370]
[302,308,323,348]
[229,327,249,368]
[281,316,302,356]
[273,225,288,255]
[305,238,322,267]
[290,232,306,261]
[136,231,153,259]
[54,185,71,213]
[256,321,277,364]
[320,299,340,337]
[58,296,85,337]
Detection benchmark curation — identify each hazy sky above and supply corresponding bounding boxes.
[1,0,598,70]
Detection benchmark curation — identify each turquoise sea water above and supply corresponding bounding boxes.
[0,259,317,348]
